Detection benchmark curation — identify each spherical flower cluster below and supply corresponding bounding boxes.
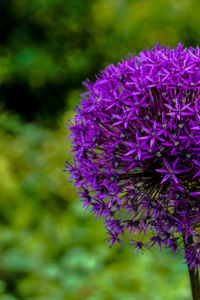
[65,44,200,271]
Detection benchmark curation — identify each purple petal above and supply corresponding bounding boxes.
[160,174,170,184]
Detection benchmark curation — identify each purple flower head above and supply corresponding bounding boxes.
[65,44,200,271]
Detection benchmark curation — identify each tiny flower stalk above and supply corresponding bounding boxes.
[65,44,200,298]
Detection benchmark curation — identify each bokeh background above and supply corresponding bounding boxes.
[0,0,200,299]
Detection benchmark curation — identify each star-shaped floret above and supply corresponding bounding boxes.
[156,158,185,184]
[165,97,192,120]
[125,132,145,160]
[140,120,164,148]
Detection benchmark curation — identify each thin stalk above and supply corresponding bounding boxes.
[184,235,200,300]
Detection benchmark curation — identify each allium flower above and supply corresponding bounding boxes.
[65,44,200,274]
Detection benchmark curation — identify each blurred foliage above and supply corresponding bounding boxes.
[0,0,199,299]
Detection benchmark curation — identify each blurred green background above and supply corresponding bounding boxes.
[1,0,199,299]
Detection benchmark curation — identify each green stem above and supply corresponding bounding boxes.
[184,235,200,300]
[187,264,200,300]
